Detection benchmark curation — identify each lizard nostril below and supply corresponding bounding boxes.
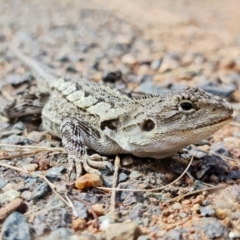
[212,107,216,112]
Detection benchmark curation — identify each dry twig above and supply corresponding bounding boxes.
[0,198,27,222]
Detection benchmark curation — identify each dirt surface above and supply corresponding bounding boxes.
[0,1,240,240]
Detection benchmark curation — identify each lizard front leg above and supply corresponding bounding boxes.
[60,117,113,178]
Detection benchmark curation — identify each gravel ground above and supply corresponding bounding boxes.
[0,1,240,239]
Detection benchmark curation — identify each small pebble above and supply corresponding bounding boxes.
[0,190,20,205]
[150,59,162,70]
[195,217,227,239]
[200,205,215,217]
[121,54,136,65]
[0,178,8,189]
[91,204,104,216]
[99,215,117,231]
[73,201,88,219]
[33,182,51,199]
[178,212,187,218]
[172,202,182,210]
[75,173,103,190]
[216,208,231,219]
[13,122,26,131]
[22,164,38,172]
[46,166,66,180]
[137,235,151,240]
[102,70,122,82]
[105,222,142,240]
[1,212,31,240]
[71,218,87,231]
[191,204,200,213]
[229,230,240,239]
[21,191,32,201]
[44,228,73,240]
[118,172,128,183]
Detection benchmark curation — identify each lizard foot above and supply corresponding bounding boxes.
[68,153,113,179]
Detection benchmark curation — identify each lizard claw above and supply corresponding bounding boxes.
[67,153,113,179]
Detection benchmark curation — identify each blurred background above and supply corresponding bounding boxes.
[1,0,240,97]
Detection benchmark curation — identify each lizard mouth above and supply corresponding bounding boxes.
[197,115,232,130]
[211,116,232,125]
[176,116,232,133]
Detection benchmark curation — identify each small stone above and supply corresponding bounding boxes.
[91,204,104,216]
[231,210,240,220]
[158,53,180,73]
[200,205,215,217]
[178,212,187,218]
[24,177,37,189]
[197,145,210,152]
[21,191,32,201]
[73,201,88,219]
[22,164,38,172]
[121,155,135,166]
[121,54,136,65]
[2,135,32,145]
[71,218,87,231]
[102,70,122,82]
[99,215,117,231]
[28,131,46,142]
[181,199,191,205]
[13,122,26,131]
[129,171,143,180]
[137,236,151,240]
[46,166,66,180]
[92,71,102,82]
[229,230,240,239]
[148,225,160,233]
[187,148,207,159]
[199,82,236,98]
[2,183,19,192]
[216,208,231,219]
[66,65,77,73]
[0,190,20,205]
[150,59,162,70]
[137,64,149,75]
[210,142,232,158]
[106,222,142,240]
[75,173,103,190]
[33,182,51,199]
[1,212,31,240]
[172,202,182,210]
[195,217,227,239]
[191,204,200,213]
[15,30,33,43]
[0,178,8,189]
[44,228,73,240]
[118,172,128,183]
[164,229,184,240]
[6,74,33,85]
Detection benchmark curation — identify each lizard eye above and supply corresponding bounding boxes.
[142,119,155,131]
[179,100,195,112]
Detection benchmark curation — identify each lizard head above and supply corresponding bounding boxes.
[102,87,233,158]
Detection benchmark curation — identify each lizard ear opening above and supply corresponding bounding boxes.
[142,119,155,131]
[100,119,118,131]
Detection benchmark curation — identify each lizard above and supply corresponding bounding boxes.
[1,45,233,178]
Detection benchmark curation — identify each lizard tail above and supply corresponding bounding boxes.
[8,44,55,83]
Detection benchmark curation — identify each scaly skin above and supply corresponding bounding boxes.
[1,46,233,178]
